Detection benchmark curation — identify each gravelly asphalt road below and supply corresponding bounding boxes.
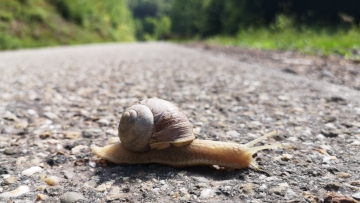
[0,42,360,202]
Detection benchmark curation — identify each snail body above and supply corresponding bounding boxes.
[91,98,281,169]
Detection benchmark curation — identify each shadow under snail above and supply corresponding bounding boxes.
[91,98,282,169]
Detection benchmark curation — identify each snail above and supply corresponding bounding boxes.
[91,98,282,169]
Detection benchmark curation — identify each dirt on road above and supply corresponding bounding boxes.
[0,42,360,202]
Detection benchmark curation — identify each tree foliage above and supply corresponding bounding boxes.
[168,0,360,38]
[128,0,172,40]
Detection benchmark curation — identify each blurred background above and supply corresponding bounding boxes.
[0,0,359,59]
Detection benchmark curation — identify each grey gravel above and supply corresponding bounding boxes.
[0,42,360,202]
[59,192,86,203]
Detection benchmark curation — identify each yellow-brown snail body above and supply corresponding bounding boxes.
[91,98,282,169]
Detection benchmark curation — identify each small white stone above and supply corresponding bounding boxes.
[282,154,293,160]
[353,192,360,200]
[226,130,240,138]
[286,137,298,142]
[0,185,30,198]
[199,189,215,199]
[259,184,268,191]
[151,188,160,194]
[179,187,188,194]
[0,141,9,148]
[106,129,118,136]
[279,182,289,188]
[96,184,107,192]
[71,145,88,155]
[22,166,43,176]
[351,140,360,145]
[316,134,325,139]
[45,176,62,186]
[285,189,297,199]
[89,161,96,168]
[193,127,201,134]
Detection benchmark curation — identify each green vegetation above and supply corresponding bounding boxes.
[166,0,360,59]
[207,15,360,59]
[128,0,172,40]
[207,27,360,60]
[0,0,359,59]
[0,0,134,50]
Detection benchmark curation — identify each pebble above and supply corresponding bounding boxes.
[96,184,107,192]
[282,154,293,161]
[83,180,97,188]
[151,188,160,194]
[37,193,48,200]
[106,129,118,136]
[4,147,17,155]
[353,192,360,200]
[196,183,207,188]
[303,191,319,203]
[192,176,209,183]
[0,185,30,198]
[45,176,62,186]
[15,121,28,129]
[226,130,240,138]
[199,188,215,199]
[285,189,297,199]
[324,192,358,203]
[321,129,338,137]
[0,141,9,148]
[98,118,110,125]
[161,184,169,191]
[95,180,114,192]
[351,140,360,145]
[273,182,289,195]
[181,194,191,201]
[65,131,82,139]
[240,183,254,194]
[350,181,360,186]
[47,154,68,166]
[59,192,86,203]
[40,131,52,139]
[3,111,18,121]
[43,112,59,120]
[338,172,350,178]
[320,70,335,78]
[259,184,268,191]
[30,156,42,166]
[193,127,201,134]
[63,170,75,179]
[106,186,126,201]
[88,161,96,167]
[286,137,298,142]
[22,166,43,176]
[36,185,46,191]
[2,126,15,134]
[27,109,38,116]
[179,187,188,194]
[82,129,102,138]
[325,182,340,191]
[71,145,88,155]
[1,176,17,185]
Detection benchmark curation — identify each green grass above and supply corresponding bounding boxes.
[207,26,360,60]
[0,0,135,50]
